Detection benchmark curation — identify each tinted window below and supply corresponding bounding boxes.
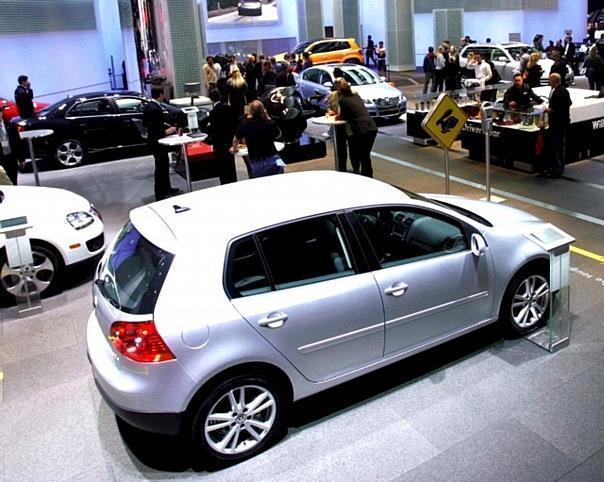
[259,215,354,290]
[319,71,333,85]
[303,68,321,84]
[226,237,271,298]
[115,97,144,113]
[355,207,468,268]
[310,41,335,53]
[97,222,173,314]
[336,41,350,50]
[69,99,113,117]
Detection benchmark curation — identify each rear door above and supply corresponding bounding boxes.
[229,214,385,382]
[351,206,494,357]
[300,68,324,99]
[65,98,116,149]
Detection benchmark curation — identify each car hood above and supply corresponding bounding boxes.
[426,194,541,227]
[353,83,404,101]
[0,185,90,229]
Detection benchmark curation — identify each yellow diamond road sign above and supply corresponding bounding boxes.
[421,93,468,150]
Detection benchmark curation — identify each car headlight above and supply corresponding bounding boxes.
[66,211,94,230]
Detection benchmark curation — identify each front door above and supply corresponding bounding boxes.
[65,98,116,149]
[352,206,493,357]
[229,214,385,382]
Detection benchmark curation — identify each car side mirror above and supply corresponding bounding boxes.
[497,56,509,63]
[380,76,387,82]
[323,81,333,88]
[471,233,488,256]
[541,53,547,59]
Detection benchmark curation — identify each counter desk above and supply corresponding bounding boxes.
[461,88,604,172]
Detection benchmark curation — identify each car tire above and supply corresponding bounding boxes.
[0,243,63,303]
[500,267,550,337]
[56,139,85,168]
[190,374,287,467]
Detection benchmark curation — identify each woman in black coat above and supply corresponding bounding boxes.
[335,79,378,177]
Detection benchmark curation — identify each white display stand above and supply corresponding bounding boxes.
[159,133,207,193]
[0,216,42,314]
[525,224,575,353]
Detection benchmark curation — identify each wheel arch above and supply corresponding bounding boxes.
[497,256,550,315]
[184,361,294,423]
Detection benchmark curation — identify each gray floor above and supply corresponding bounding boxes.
[1,80,604,480]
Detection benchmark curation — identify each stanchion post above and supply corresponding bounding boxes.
[480,104,492,201]
[26,137,40,187]
[444,148,450,194]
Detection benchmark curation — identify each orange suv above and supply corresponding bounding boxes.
[276,38,363,65]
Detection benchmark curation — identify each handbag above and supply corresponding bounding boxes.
[249,154,285,178]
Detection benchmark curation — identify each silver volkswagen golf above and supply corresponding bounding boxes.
[87,171,560,465]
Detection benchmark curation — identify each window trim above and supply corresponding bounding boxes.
[223,211,361,299]
[65,97,114,119]
[349,204,477,271]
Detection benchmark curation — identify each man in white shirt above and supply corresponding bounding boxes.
[467,52,494,101]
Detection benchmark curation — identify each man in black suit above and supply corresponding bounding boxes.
[202,89,238,184]
[543,73,572,177]
[14,75,35,119]
[142,86,179,201]
[549,50,568,86]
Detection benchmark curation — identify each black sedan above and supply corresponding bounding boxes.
[11,91,186,169]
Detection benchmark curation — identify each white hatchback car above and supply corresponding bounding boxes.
[88,171,564,466]
[0,185,105,301]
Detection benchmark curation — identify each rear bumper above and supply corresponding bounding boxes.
[93,375,183,435]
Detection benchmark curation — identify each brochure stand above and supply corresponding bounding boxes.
[0,216,42,315]
[526,224,575,353]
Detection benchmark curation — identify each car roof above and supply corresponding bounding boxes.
[465,42,530,49]
[132,171,408,253]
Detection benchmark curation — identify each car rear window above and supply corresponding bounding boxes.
[97,222,174,314]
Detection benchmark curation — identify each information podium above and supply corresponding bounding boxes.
[0,216,42,315]
[525,224,575,353]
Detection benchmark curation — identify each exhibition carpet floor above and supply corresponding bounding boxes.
[1,126,603,481]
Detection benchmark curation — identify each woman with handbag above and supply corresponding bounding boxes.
[233,100,284,178]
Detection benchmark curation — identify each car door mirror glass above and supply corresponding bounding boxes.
[497,56,509,63]
[323,81,333,88]
[471,233,488,256]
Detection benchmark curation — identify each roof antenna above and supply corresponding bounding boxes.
[173,205,190,214]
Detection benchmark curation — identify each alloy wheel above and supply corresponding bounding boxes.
[204,384,277,455]
[510,274,549,329]
[0,249,56,297]
[56,140,84,167]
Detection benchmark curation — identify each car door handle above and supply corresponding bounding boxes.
[384,282,408,297]
[258,312,288,328]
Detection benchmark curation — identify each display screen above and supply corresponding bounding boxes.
[207,0,278,26]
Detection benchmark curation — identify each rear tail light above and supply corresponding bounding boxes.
[109,320,175,363]
[17,124,26,132]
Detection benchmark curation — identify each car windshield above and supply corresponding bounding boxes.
[97,222,174,314]
[341,68,383,86]
[505,46,538,61]
[293,41,312,54]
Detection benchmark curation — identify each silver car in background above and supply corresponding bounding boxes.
[459,42,574,85]
[88,171,560,466]
[297,64,407,119]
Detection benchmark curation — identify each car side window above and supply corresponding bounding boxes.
[258,215,354,290]
[492,49,506,62]
[303,68,321,84]
[68,99,113,117]
[354,207,468,269]
[115,97,144,113]
[319,71,333,85]
[226,237,271,298]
